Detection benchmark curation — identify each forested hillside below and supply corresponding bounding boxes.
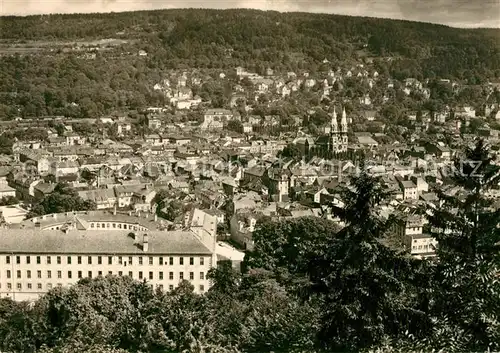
[0,9,499,119]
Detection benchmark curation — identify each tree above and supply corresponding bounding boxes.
[27,183,96,218]
[0,196,19,206]
[427,139,500,352]
[312,169,431,351]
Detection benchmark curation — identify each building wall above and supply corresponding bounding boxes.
[0,253,213,301]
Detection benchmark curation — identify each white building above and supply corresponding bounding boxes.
[394,215,437,258]
[0,226,217,301]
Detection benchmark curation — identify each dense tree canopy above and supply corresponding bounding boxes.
[0,9,498,119]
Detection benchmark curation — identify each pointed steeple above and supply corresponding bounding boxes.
[330,106,338,133]
[341,106,348,133]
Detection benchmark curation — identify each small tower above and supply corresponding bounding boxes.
[340,107,348,151]
[341,107,348,134]
[330,107,338,133]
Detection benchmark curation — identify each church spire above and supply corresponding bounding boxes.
[330,106,338,133]
[341,106,348,133]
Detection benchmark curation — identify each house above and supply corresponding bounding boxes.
[33,183,56,200]
[394,214,437,258]
[50,160,79,177]
[398,180,418,200]
[229,211,258,250]
[79,189,117,210]
[201,109,233,130]
[145,134,162,146]
[166,136,191,146]
[363,110,377,121]
[0,185,16,199]
[148,118,162,130]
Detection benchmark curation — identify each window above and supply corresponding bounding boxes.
[139,257,143,265]
[47,256,51,265]
[200,272,204,280]
[57,270,62,278]
[199,285,204,292]
[149,257,153,265]
[78,256,82,264]
[128,271,133,278]
[159,284,163,291]
[98,256,102,265]
[88,271,92,278]
[129,256,133,265]
[108,271,112,275]
[179,257,184,265]
[47,271,52,279]
[169,257,174,265]
[6,256,10,264]
[17,283,21,290]
[57,283,62,287]
[179,272,184,280]
[159,257,163,265]
[36,256,41,264]
[112,223,116,228]
[67,256,71,265]
[28,283,32,290]
[200,257,204,266]
[169,285,174,291]
[17,270,21,279]
[189,257,194,265]
[37,283,42,290]
[78,271,82,279]
[68,271,72,279]
[57,256,61,264]
[98,271,102,276]
[118,256,122,265]
[139,272,143,280]
[189,272,194,280]
[91,223,94,228]
[169,272,174,280]
[27,256,32,264]
[118,271,123,276]
[149,271,153,280]
[37,270,41,279]
[101,223,105,228]
[96,223,100,228]
[7,283,11,290]
[27,270,31,279]
[16,256,20,264]
[88,256,92,265]
[108,256,112,265]
[47,284,52,290]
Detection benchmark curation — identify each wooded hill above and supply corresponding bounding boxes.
[0,9,499,120]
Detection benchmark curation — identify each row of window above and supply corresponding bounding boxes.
[4,270,205,281]
[2,282,205,292]
[411,244,433,251]
[89,222,147,231]
[5,255,206,266]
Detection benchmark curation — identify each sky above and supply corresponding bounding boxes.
[1,0,499,28]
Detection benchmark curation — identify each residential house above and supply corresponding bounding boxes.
[201,109,233,130]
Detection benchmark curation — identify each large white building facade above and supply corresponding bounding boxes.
[0,210,218,301]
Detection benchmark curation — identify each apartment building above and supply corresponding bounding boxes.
[0,228,216,301]
[394,214,437,258]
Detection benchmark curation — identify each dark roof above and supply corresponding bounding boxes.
[0,229,212,255]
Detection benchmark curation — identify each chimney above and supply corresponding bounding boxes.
[154,213,158,222]
[137,211,141,218]
[142,234,149,252]
[113,206,117,216]
[128,211,132,216]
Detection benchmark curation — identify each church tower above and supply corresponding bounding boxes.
[330,107,339,152]
[340,107,348,151]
